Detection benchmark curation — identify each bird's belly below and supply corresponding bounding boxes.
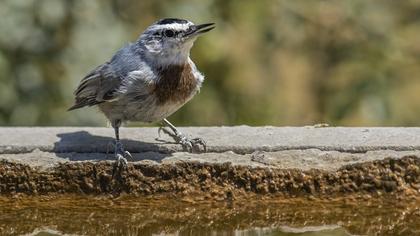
[142,101,185,122]
[123,93,195,123]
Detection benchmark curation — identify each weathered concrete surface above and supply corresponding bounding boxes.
[2,126,420,154]
[0,127,419,196]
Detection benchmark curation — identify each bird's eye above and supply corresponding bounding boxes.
[164,29,175,37]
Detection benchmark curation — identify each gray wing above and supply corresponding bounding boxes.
[68,43,152,111]
[68,62,121,111]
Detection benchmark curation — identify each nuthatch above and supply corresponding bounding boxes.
[69,18,214,167]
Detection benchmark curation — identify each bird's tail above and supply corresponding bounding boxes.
[67,103,84,111]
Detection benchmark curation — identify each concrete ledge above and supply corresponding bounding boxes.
[1,127,420,196]
[2,126,420,154]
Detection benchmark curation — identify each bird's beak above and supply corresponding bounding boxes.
[184,23,215,38]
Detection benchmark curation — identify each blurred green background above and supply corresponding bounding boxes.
[1,0,420,127]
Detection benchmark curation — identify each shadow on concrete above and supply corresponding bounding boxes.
[53,131,171,162]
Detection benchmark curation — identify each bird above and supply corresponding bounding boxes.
[68,18,215,167]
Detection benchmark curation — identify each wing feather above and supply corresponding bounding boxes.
[68,43,153,111]
[68,63,121,111]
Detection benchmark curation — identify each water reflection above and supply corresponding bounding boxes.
[1,195,419,235]
[26,225,351,236]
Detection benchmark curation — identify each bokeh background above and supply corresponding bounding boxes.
[1,0,420,127]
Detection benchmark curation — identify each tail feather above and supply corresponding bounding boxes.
[67,97,103,111]
[67,104,84,111]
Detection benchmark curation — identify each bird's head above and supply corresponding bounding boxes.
[138,18,215,66]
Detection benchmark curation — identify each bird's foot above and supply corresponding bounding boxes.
[107,140,132,177]
[158,126,206,153]
[115,153,128,168]
[107,140,133,160]
[112,151,132,178]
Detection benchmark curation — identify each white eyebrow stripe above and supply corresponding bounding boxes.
[150,23,193,32]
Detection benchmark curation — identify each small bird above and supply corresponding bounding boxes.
[68,18,214,166]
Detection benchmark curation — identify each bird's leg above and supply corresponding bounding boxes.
[111,120,132,170]
[159,119,206,153]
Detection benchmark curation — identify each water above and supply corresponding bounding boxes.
[25,226,350,236]
[0,195,419,235]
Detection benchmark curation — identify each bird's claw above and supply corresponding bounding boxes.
[158,124,206,153]
[115,153,128,167]
[107,140,133,160]
[108,140,133,178]
[116,148,133,164]
[112,153,127,179]
[112,151,132,178]
[123,151,132,159]
[180,136,206,153]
